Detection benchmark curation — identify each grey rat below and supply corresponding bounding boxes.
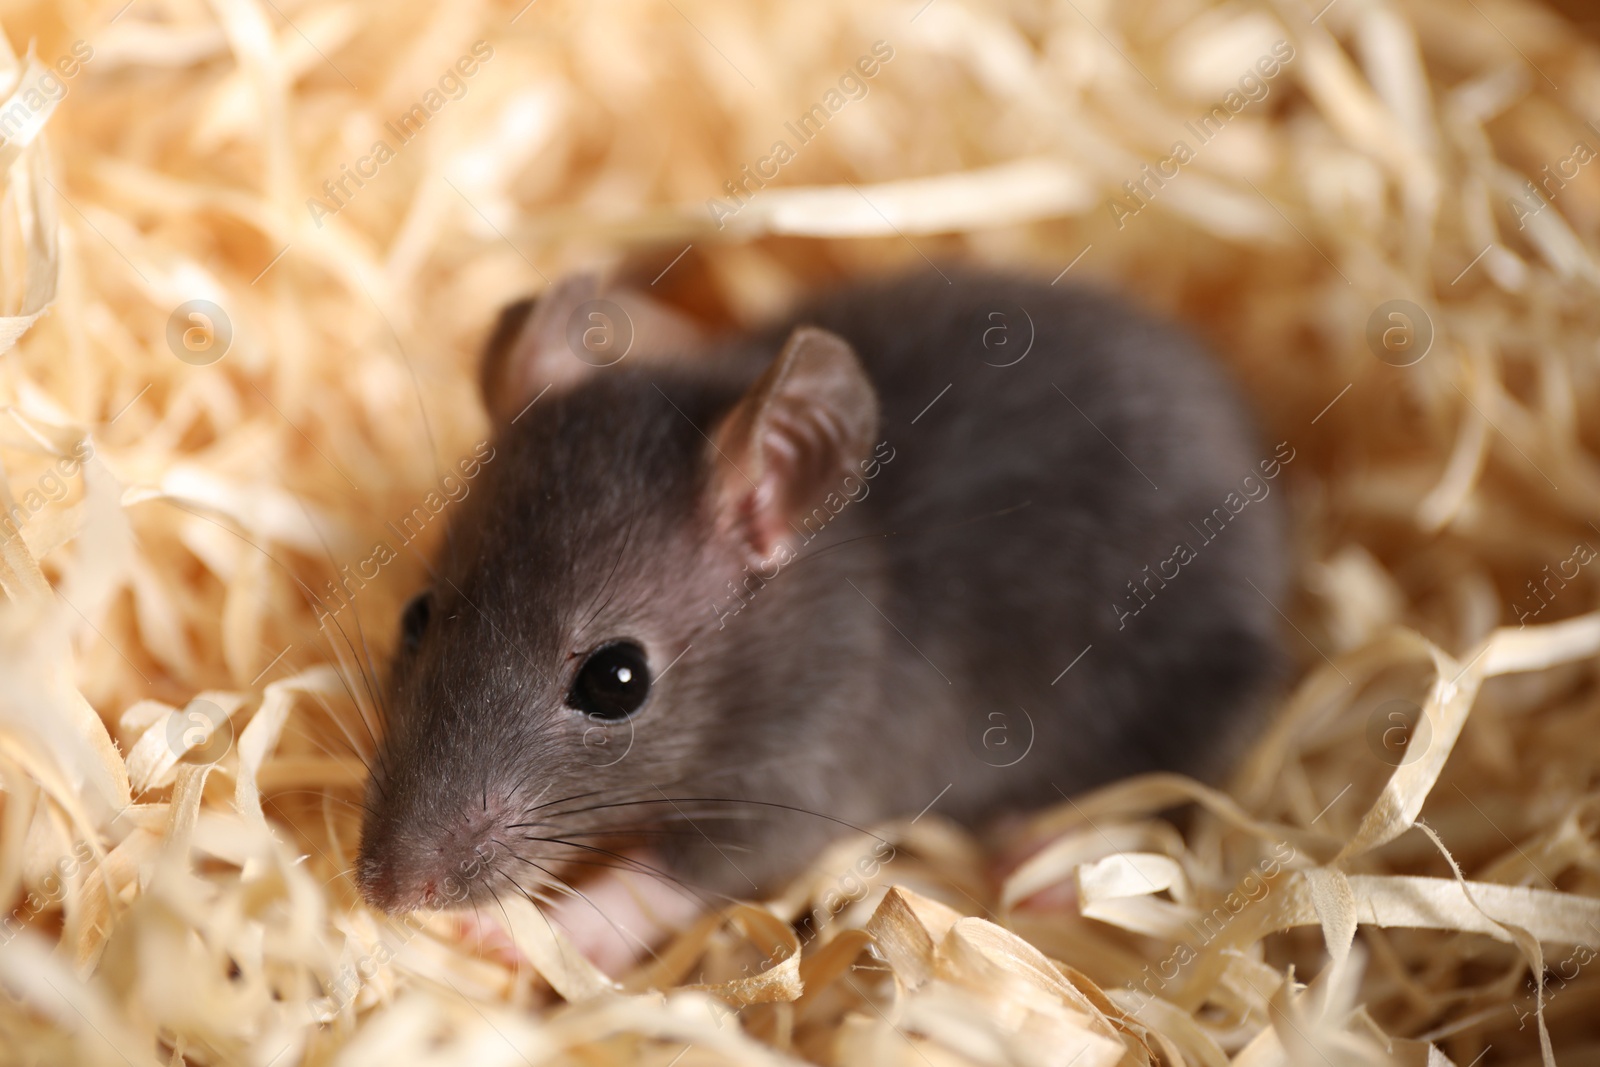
[355,268,1286,918]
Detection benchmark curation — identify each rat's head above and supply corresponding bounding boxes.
[355,276,879,912]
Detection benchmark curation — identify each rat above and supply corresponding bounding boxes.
[354,267,1287,961]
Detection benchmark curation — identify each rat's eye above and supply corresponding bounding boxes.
[567,640,650,721]
[400,592,431,652]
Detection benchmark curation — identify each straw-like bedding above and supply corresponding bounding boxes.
[1,0,1599,1063]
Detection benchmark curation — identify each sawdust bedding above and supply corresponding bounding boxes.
[1,0,1600,1063]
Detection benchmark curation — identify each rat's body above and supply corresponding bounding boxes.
[357,270,1285,923]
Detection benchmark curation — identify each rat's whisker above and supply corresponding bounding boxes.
[538,827,705,840]
[535,796,892,847]
[511,806,765,830]
[154,496,406,802]
[515,835,729,911]
[225,494,387,745]
[287,486,395,735]
[487,880,524,985]
[492,859,561,908]
[517,786,615,819]
[302,688,388,799]
[498,850,666,964]
[280,717,376,777]
[265,788,369,811]
[315,618,388,763]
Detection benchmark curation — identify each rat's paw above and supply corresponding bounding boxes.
[454,850,705,979]
[542,850,706,978]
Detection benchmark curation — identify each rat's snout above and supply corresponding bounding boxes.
[355,805,503,914]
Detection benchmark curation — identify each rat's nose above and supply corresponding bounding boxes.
[354,852,411,913]
[355,819,501,914]
[357,848,487,913]
[354,835,423,913]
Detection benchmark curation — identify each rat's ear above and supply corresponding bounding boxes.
[710,326,879,564]
[480,273,704,424]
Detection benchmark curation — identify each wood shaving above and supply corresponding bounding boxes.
[1,0,1598,1064]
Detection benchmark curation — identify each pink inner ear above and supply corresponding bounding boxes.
[745,437,803,562]
[709,325,878,568]
[482,274,707,424]
[719,466,786,566]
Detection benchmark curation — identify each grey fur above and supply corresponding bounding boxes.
[356,269,1285,909]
